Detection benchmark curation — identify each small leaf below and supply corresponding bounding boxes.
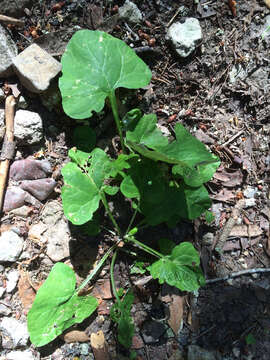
[59,30,151,119]
[205,210,215,224]
[72,126,96,152]
[130,261,147,275]
[122,108,142,131]
[27,263,98,347]
[148,242,205,291]
[110,290,134,349]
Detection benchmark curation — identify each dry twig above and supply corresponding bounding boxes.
[206,267,270,284]
[0,95,16,212]
[0,14,24,27]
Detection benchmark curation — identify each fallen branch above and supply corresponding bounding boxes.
[0,14,24,27]
[206,267,270,284]
[0,95,16,212]
[213,199,245,254]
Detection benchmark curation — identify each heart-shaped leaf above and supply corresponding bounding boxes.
[59,30,152,119]
[27,263,98,347]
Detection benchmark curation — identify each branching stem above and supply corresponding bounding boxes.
[125,235,163,259]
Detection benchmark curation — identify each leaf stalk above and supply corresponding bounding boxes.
[109,91,126,153]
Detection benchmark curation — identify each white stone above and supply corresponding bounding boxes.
[0,231,24,262]
[1,350,39,360]
[0,88,5,103]
[0,24,18,77]
[167,18,202,58]
[0,317,29,347]
[14,109,43,145]
[12,43,62,93]
[0,287,6,298]
[6,269,19,292]
[119,0,142,24]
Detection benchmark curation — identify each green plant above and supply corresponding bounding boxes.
[27,30,220,354]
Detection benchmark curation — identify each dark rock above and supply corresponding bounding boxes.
[10,158,52,181]
[3,187,26,212]
[141,320,167,344]
[20,178,56,201]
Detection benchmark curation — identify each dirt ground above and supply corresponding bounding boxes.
[1,0,270,359]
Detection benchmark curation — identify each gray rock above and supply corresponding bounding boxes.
[0,317,29,348]
[14,109,43,145]
[0,231,24,262]
[10,159,52,181]
[10,205,31,217]
[20,178,57,201]
[3,187,27,212]
[0,108,5,142]
[1,350,39,360]
[31,201,71,261]
[167,18,202,58]
[0,0,34,17]
[6,270,19,292]
[12,43,62,93]
[0,24,18,77]
[188,345,221,360]
[119,0,142,24]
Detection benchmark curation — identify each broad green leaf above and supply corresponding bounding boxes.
[72,125,96,152]
[62,148,113,225]
[126,115,220,187]
[120,157,212,225]
[110,290,134,349]
[77,212,101,236]
[28,263,98,347]
[59,30,152,119]
[62,149,135,225]
[148,242,205,292]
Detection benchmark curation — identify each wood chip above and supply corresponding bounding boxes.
[168,294,185,335]
[63,330,89,343]
[18,270,36,313]
[90,330,110,360]
[264,0,270,9]
[229,224,263,237]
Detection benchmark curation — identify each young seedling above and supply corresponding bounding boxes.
[27,30,220,354]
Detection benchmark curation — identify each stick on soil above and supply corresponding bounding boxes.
[0,95,16,212]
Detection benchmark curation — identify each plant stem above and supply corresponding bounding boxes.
[125,205,139,236]
[125,235,163,259]
[110,250,121,303]
[109,90,126,153]
[100,191,122,237]
[75,243,117,294]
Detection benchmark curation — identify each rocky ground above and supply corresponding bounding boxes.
[0,0,270,359]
